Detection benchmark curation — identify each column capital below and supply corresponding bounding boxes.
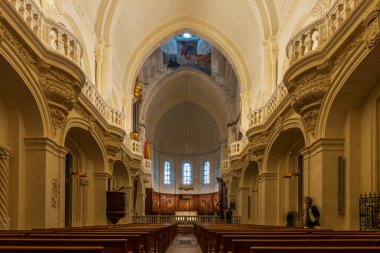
[93,172,113,180]
[0,145,12,160]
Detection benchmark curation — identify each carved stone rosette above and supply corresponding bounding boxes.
[0,145,12,229]
[363,1,380,48]
[286,74,330,137]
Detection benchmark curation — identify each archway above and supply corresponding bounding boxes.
[64,127,106,226]
[320,42,380,229]
[0,55,45,229]
[264,128,305,225]
[240,161,259,224]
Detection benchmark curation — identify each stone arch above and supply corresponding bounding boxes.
[112,160,131,189]
[0,52,47,229]
[240,160,259,224]
[319,42,380,139]
[122,17,252,98]
[263,127,305,225]
[0,43,49,138]
[60,118,107,172]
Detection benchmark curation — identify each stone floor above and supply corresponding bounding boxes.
[166,234,202,253]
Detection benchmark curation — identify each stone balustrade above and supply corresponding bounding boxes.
[229,137,249,158]
[286,0,363,64]
[123,137,143,158]
[142,158,152,174]
[248,82,288,128]
[6,0,83,66]
[131,215,240,224]
[82,79,125,128]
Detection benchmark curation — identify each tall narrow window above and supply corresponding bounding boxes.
[203,160,210,184]
[164,160,171,185]
[182,162,192,185]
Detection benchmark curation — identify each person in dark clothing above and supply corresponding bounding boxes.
[303,196,320,228]
[226,208,233,224]
[286,211,297,227]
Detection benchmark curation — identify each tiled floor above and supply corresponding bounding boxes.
[166,234,202,253]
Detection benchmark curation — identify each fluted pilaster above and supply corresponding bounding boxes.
[0,145,12,229]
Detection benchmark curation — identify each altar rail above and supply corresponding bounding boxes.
[132,215,241,225]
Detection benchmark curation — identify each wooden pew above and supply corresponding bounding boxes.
[250,246,380,253]
[27,233,141,253]
[0,246,104,253]
[221,234,333,253]
[0,238,127,253]
[232,239,380,253]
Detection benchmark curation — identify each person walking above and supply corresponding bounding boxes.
[303,196,320,228]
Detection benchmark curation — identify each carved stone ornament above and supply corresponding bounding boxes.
[50,107,68,135]
[40,76,76,111]
[290,76,330,114]
[363,2,380,48]
[302,109,319,137]
[51,178,60,208]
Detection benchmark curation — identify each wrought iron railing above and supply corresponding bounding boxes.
[359,192,380,231]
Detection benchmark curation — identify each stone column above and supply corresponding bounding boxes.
[93,172,112,225]
[301,138,345,229]
[0,145,12,229]
[101,42,113,100]
[257,172,278,225]
[238,187,250,224]
[124,186,134,223]
[94,39,104,91]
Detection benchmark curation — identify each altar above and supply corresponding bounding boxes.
[175,211,197,223]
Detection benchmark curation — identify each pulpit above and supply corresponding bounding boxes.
[106,191,126,224]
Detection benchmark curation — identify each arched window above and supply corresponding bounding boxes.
[182,161,192,185]
[203,160,210,184]
[164,160,172,185]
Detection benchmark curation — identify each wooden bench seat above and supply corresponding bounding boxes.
[0,245,104,253]
[0,238,127,253]
[27,233,141,253]
[232,239,380,253]
[250,246,380,253]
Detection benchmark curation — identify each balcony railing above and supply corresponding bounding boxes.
[229,137,249,157]
[248,82,288,128]
[82,79,125,128]
[286,0,364,64]
[124,137,143,158]
[6,0,83,66]
[131,215,241,224]
[142,159,152,174]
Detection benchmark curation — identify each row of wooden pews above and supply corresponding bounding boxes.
[194,224,380,253]
[0,223,177,253]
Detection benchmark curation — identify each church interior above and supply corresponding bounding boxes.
[1,0,380,252]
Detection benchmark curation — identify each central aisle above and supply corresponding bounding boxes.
[166,234,202,253]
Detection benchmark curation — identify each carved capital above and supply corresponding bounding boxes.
[302,109,319,137]
[0,145,12,160]
[363,2,380,48]
[50,105,68,135]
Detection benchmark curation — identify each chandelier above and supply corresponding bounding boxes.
[283,132,300,179]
